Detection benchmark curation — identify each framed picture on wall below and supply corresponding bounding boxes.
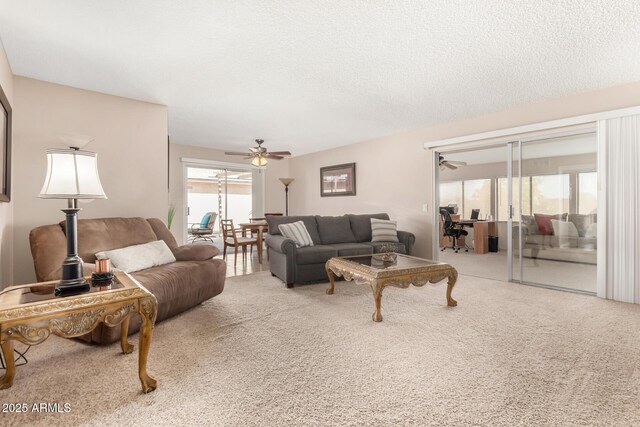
[0,81,11,203]
[320,162,356,197]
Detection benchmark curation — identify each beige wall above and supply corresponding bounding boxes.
[289,81,640,259]
[168,143,289,244]
[12,77,168,284]
[0,42,13,287]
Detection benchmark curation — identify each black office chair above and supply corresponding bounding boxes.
[440,208,469,253]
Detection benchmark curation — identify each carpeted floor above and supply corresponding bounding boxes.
[3,272,640,426]
[439,250,597,293]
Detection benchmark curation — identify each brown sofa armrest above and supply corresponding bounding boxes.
[172,244,220,261]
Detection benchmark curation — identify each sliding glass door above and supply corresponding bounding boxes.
[187,166,253,234]
[515,133,598,293]
[436,130,598,294]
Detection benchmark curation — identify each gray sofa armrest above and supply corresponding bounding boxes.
[266,234,298,286]
[266,234,297,254]
[397,230,415,255]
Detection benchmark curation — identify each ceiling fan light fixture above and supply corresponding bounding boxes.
[251,156,268,167]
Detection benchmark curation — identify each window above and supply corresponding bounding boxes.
[463,179,491,219]
[578,172,597,214]
[531,174,570,215]
[439,181,462,212]
[498,174,570,220]
[439,179,491,218]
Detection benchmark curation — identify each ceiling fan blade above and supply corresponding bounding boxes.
[225,151,251,156]
[267,151,292,156]
[447,160,467,166]
[264,154,284,160]
[443,162,457,170]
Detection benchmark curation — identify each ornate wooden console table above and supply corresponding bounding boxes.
[0,272,158,393]
[325,253,458,322]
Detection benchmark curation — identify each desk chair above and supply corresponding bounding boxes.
[440,209,468,253]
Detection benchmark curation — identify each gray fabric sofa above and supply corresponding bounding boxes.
[265,213,415,287]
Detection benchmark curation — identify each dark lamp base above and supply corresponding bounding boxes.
[55,279,90,297]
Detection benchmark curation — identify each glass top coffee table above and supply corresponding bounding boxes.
[325,253,458,322]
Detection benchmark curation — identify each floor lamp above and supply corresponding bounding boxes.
[279,178,294,216]
[39,148,107,296]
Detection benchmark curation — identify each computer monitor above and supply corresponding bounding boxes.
[471,209,480,220]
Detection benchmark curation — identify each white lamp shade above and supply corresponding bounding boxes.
[279,177,294,186]
[39,149,107,199]
[251,156,268,167]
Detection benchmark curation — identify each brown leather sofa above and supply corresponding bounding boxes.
[29,217,226,344]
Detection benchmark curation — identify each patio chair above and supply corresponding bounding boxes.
[189,212,218,243]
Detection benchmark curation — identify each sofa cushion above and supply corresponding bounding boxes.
[521,215,539,235]
[577,237,597,250]
[295,245,338,265]
[328,243,373,257]
[524,234,553,248]
[64,217,159,263]
[147,218,178,249]
[267,216,322,245]
[371,218,400,242]
[172,244,219,261]
[96,240,176,273]
[279,221,314,247]
[132,259,226,327]
[316,216,356,244]
[347,213,390,242]
[568,213,597,237]
[363,241,408,254]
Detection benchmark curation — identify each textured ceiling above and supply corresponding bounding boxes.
[1,1,639,155]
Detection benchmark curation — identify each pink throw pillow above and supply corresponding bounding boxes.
[534,213,564,236]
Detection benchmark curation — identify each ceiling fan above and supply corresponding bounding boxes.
[225,139,291,167]
[439,155,467,171]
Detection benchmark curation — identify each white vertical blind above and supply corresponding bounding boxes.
[605,115,640,303]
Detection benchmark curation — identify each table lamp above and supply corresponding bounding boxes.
[39,148,107,296]
[279,178,294,216]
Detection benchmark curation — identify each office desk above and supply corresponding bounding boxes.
[454,220,497,254]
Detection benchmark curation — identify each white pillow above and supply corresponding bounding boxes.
[95,240,176,273]
[371,218,399,242]
[585,222,597,238]
[550,219,578,237]
[278,221,314,248]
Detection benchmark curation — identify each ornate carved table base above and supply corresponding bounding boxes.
[0,272,158,393]
[325,254,458,322]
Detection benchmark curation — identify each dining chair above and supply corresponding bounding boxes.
[220,219,259,266]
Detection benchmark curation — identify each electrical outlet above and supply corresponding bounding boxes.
[422,203,429,213]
